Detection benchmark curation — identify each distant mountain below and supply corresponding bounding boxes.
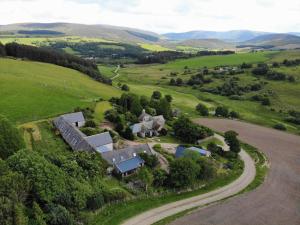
[289,32,300,37]
[243,33,300,49]
[164,30,268,42]
[177,39,235,49]
[0,23,162,43]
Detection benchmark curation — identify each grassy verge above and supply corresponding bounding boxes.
[240,143,269,192]
[84,158,243,225]
[153,144,269,225]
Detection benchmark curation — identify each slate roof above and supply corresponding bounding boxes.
[131,115,165,134]
[85,132,113,148]
[101,144,153,165]
[53,116,94,152]
[131,123,142,134]
[175,145,210,158]
[138,109,151,122]
[115,156,144,173]
[62,112,85,123]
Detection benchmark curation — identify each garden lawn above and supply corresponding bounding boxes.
[93,101,113,123]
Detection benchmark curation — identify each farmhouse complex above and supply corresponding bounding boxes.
[54,112,155,175]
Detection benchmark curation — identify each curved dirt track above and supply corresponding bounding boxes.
[171,119,300,225]
[122,150,255,225]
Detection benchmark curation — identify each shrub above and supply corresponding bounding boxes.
[273,123,286,131]
[139,153,159,168]
[121,84,130,91]
[86,193,105,210]
[169,158,199,188]
[165,95,173,103]
[122,127,135,140]
[261,98,271,106]
[80,127,101,136]
[46,204,74,225]
[224,131,241,154]
[103,189,127,203]
[215,106,229,117]
[159,128,168,136]
[153,169,168,187]
[0,115,25,159]
[173,116,213,143]
[84,120,97,128]
[229,111,240,119]
[152,91,162,100]
[196,103,209,116]
[252,64,269,76]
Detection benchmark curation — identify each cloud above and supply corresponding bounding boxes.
[0,0,299,33]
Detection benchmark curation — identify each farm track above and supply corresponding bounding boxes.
[121,149,255,225]
[171,118,300,225]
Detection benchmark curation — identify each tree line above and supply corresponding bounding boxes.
[0,42,111,84]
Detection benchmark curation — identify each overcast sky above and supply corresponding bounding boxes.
[0,0,299,33]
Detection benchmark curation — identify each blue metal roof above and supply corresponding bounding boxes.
[115,156,144,173]
[175,146,208,158]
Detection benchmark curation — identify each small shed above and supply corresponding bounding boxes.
[62,112,85,127]
[115,156,145,176]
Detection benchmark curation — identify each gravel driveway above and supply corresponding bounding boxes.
[171,118,300,225]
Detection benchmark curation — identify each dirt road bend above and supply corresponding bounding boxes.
[171,119,300,225]
[121,149,255,225]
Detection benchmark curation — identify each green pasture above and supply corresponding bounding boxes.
[0,58,121,124]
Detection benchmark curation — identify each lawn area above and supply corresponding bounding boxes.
[0,58,121,124]
[93,101,113,123]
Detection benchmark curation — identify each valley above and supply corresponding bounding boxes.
[0,20,300,225]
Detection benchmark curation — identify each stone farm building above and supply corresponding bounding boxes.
[54,112,113,153]
[54,112,154,176]
[102,144,154,176]
[131,109,165,138]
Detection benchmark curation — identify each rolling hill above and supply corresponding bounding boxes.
[0,23,162,43]
[176,39,235,50]
[1,23,300,51]
[163,30,268,42]
[242,33,300,49]
[0,58,121,123]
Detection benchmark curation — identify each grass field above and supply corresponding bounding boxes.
[115,50,300,133]
[267,49,300,62]
[0,58,121,124]
[139,43,171,51]
[93,101,113,123]
[163,51,274,69]
[128,84,213,117]
[0,35,113,46]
